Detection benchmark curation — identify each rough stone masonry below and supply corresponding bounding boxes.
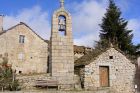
[50,0,74,89]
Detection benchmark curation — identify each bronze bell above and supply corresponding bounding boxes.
[58,16,66,31]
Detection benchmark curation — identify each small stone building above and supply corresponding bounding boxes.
[75,47,136,93]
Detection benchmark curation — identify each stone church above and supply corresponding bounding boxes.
[0,0,137,92]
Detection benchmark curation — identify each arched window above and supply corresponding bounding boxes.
[58,15,66,36]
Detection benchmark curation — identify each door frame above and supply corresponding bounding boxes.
[99,66,110,87]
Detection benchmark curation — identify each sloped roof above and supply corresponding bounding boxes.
[0,22,46,42]
[74,47,134,67]
[75,48,105,67]
[0,31,6,35]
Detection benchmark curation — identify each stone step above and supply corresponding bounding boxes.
[95,88,110,93]
[5,90,111,93]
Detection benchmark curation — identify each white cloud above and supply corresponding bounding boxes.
[69,0,107,47]
[3,6,51,40]
[3,1,107,47]
[128,19,140,44]
[71,0,140,47]
[128,19,140,31]
[3,1,139,47]
[74,34,99,47]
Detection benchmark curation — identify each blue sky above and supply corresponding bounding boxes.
[0,0,140,47]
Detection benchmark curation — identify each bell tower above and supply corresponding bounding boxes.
[0,15,3,33]
[50,0,74,89]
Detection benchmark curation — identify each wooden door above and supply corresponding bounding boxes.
[99,66,109,87]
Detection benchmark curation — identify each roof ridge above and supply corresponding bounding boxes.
[0,22,46,42]
[74,47,134,67]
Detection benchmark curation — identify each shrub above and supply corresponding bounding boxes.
[0,57,20,91]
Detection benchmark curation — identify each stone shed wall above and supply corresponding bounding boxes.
[74,66,85,88]
[135,65,140,92]
[138,57,140,67]
[84,48,135,93]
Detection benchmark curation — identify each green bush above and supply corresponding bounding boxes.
[0,57,20,91]
[9,80,20,91]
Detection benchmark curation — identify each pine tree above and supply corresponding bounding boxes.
[97,0,139,56]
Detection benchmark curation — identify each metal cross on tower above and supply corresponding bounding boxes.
[60,0,64,7]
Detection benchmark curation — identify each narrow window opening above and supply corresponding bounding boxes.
[19,71,22,74]
[58,15,66,36]
[109,56,113,59]
[18,52,24,61]
[19,35,25,44]
[59,31,65,36]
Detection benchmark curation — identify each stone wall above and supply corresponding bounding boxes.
[16,74,81,91]
[138,57,140,67]
[135,65,140,92]
[74,66,85,88]
[0,23,48,74]
[17,74,51,90]
[84,48,136,93]
[0,90,110,93]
